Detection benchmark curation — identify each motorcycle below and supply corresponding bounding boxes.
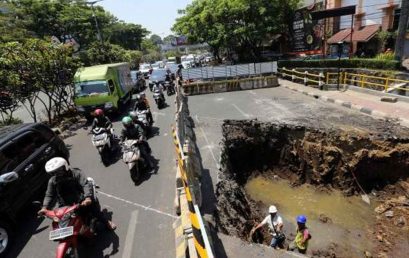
[91,127,112,165]
[121,140,146,183]
[136,110,152,135]
[153,87,165,109]
[43,178,101,258]
[165,81,175,96]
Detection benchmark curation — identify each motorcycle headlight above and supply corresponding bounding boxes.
[76,106,85,112]
[104,102,114,109]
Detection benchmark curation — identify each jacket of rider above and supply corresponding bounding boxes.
[134,100,149,112]
[43,169,93,208]
[91,116,112,130]
[120,124,145,142]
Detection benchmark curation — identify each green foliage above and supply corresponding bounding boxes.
[0,39,81,123]
[173,0,300,61]
[149,34,163,45]
[1,0,149,50]
[375,52,395,61]
[278,59,401,70]
[165,50,182,58]
[107,22,149,50]
[163,35,176,45]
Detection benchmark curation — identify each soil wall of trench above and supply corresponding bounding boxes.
[215,120,409,242]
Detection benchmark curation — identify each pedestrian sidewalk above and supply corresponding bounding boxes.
[280,79,409,128]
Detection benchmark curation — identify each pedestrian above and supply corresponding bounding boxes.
[288,215,311,254]
[250,205,285,249]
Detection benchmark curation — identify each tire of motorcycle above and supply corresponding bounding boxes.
[0,221,12,257]
[99,148,109,166]
[130,163,141,183]
[65,247,79,258]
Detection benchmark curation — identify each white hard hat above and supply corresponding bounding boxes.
[45,157,69,174]
[269,205,277,213]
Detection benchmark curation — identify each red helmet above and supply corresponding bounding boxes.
[95,109,104,116]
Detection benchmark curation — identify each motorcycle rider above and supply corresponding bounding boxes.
[91,109,113,140]
[176,64,183,86]
[120,116,154,169]
[133,94,154,125]
[38,157,116,231]
[152,82,165,102]
[129,110,147,133]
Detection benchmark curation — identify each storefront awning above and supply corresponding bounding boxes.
[327,24,381,44]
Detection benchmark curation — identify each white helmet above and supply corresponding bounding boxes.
[45,157,69,175]
[139,92,146,99]
[269,205,277,214]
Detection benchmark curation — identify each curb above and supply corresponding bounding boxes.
[285,85,409,127]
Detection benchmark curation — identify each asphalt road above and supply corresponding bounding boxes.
[7,91,177,258]
[7,82,403,258]
[187,83,405,258]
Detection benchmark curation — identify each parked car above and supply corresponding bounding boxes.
[0,123,69,256]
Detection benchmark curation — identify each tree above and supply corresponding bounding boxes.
[150,34,163,45]
[173,0,300,62]
[163,35,176,45]
[108,22,149,50]
[395,0,409,61]
[0,39,81,124]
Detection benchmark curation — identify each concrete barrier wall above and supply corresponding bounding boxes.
[173,82,214,258]
[183,75,279,96]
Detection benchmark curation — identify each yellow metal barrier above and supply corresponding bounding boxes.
[280,67,325,86]
[292,69,409,93]
[172,127,213,258]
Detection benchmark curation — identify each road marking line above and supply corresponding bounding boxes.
[122,210,138,258]
[152,111,166,116]
[195,115,219,169]
[98,191,177,219]
[231,104,251,118]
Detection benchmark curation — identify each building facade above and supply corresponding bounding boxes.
[300,0,407,58]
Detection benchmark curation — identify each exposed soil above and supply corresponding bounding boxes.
[215,120,409,257]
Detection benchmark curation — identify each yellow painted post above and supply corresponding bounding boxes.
[326,73,329,84]
[385,78,389,92]
[343,72,347,85]
[360,75,364,88]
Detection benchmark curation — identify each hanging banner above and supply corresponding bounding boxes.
[290,2,324,54]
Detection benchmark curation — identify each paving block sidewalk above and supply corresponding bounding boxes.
[280,79,409,127]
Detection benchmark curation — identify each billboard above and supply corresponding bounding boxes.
[291,2,324,54]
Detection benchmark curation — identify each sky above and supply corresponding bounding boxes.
[98,0,192,37]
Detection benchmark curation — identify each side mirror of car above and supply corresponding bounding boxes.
[0,172,19,185]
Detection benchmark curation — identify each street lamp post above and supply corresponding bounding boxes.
[87,0,103,43]
[336,41,344,91]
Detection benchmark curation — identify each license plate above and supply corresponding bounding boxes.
[49,226,74,241]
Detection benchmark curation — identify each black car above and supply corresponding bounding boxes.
[0,123,69,255]
[148,69,169,90]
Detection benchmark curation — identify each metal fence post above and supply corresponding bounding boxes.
[248,64,251,78]
[292,69,295,81]
[319,72,324,89]
[385,78,389,92]
[304,71,308,86]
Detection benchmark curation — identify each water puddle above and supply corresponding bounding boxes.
[245,176,375,230]
[245,176,377,255]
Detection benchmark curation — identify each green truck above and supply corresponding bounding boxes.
[74,63,134,116]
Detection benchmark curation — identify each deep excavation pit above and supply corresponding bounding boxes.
[216,120,409,257]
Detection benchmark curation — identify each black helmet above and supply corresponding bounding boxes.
[178,64,183,69]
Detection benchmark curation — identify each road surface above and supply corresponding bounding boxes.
[7,91,177,258]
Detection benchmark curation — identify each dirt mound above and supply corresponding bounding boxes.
[216,120,409,256]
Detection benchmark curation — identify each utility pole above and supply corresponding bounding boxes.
[395,0,409,61]
[87,0,104,43]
